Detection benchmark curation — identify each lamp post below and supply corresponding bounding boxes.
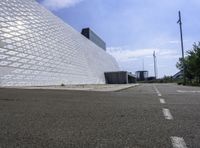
[177,11,186,85]
[153,51,157,79]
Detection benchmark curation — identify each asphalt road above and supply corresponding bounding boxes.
[0,84,200,148]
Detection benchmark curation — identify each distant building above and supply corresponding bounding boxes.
[173,70,183,79]
[104,71,136,84]
[81,28,106,51]
[135,71,148,81]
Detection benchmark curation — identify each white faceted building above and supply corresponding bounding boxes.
[0,0,120,86]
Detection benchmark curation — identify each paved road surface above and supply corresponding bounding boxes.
[0,84,200,148]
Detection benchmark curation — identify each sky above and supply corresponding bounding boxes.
[38,0,200,78]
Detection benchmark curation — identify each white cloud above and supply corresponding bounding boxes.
[168,40,180,44]
[42,0,84,10]
[107,47,159,62]
[107,46,180,77]
[108,46,180,61]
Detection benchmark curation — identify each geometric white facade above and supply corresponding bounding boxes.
[0,0,119,86]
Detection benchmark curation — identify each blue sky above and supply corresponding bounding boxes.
[38,0,200,77]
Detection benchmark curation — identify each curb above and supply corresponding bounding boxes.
[114,84,139,92]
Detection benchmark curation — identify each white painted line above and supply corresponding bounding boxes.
[154,86,159,94]
[160,98,166,104]
[153,85,162,96]
[177,90,200,93]
[171,136,187,148]
[162,108,173,120]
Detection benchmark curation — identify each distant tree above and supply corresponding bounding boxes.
[176,57,184,72]
[162,76,173,83]
[176,42,200,84]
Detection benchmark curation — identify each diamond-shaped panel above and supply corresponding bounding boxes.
[0,0,119,86]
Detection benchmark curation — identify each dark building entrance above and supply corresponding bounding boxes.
[104,71,136,84]
[135,71,148,81]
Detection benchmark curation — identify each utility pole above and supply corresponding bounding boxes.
[142,59,144,71]
[177,11,186,85]
[153,51,157,79]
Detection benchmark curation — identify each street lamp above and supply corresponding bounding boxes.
[177,11,186,85]
[153,51,157,79]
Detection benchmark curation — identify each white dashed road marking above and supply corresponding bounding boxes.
[162,108,173,120]
[154,86,188,147]
[171,136,187,148]
[154,85,162,96]
[177,90,200,93]
[159,98,166,104]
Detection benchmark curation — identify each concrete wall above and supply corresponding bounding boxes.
[105,72,128,84]
[0,0,119,86]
